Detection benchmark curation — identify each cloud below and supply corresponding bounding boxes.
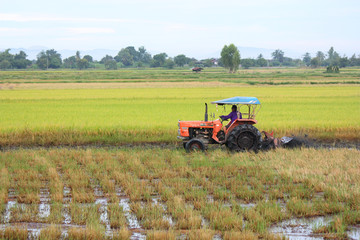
[0,13,130,23]
[67,28,116,34]
[0,27,32,36]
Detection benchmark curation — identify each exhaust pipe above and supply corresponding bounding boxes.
[205,103,208,122]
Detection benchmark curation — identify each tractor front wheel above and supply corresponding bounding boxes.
[185,139,206,152]
[225,124,262,152]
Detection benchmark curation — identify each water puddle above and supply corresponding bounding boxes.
[63,186,71,203]
[119,198,141,229]
[91,179,111,236]
[8,188,17,200]
[38,187,50,220]
[130,231,146,240]
[201,216,209,228]
[207,195,214,203]
[347,225,360,240]
[93,184,104,198]
[62,186,72,225]
[269,216,332,239]
[95,198,111,235]
[2,200,16,224]
[239,202,256,209]
[213,234,222,240]
[115,186,127,198]
[152,197,174,227]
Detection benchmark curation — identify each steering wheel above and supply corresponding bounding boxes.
[219,116,227,124]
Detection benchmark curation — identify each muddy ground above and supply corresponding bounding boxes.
[0,136,359,152]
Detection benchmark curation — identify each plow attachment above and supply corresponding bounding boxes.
[261,131,305,150]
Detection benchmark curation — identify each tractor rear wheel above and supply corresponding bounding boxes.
[185,139,206,152]
[225,124,262,152]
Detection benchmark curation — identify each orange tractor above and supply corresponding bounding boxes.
[178,96,262,152]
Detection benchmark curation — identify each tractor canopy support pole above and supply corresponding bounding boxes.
[205,103,208,122]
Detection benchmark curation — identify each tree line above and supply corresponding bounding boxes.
[1,45,360,70]
[221,45,360,72]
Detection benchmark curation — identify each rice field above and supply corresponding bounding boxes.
[0,84,359,147]
[0,148,359,239]
[0,68,359,239]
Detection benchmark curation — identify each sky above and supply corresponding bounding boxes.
[0,0,359,59]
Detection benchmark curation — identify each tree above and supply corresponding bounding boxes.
[115,48,134,66]
[36,51,48,69]
[282,57,296,67]
[303,52,311,66]
[83,55,93,63]
[0,49,14,62]
[36,49,62,69]
[202,59,214,67]
[316,51,325,66]
[0,60,11,70]
[73,51,90,70]
[104,60,117,70]
[151,53,167,67]
[77,58,89,70]
[326,46,340,66]
[164,59,175,69]
[100,55,114,64]
[310,57,320,68]
[63,56,77,68]
[138,46,151,64]
[13,51,31,69]
[349,54,360,66]
[332,51,340,66]
[241,58,255,69]
[339,56,349,68]
[270,60,280,67]
[271,49,284,64]
[174,54,188,67]
[124,46,140,62]
[220,44,240,73]
[256,54,267,67]
[327,47,334,62]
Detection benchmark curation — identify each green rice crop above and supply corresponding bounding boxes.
[0,85,359,146]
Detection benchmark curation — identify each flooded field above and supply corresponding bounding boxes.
[1,147,359,239]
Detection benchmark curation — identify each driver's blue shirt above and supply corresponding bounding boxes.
[220,111,242,124]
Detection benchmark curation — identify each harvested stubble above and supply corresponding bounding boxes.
[10,204,39,223]
[39,225,62,240]
[1,226,28,240]
[0,147,358,239]
[108,203,127,228]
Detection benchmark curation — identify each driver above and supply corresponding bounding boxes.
[220,105,242,129]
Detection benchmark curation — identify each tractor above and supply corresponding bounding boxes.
[192,67,203,72]
[178,96,262,152]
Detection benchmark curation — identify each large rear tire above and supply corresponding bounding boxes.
[225,124,262,152]
[185,139,206,152]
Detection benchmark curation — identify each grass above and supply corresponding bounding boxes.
[1,227,28,240]
[0,67,359,84]
[0,85,359,146]
[0,147,359,238]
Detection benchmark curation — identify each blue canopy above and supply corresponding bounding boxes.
[211,96,260,105]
